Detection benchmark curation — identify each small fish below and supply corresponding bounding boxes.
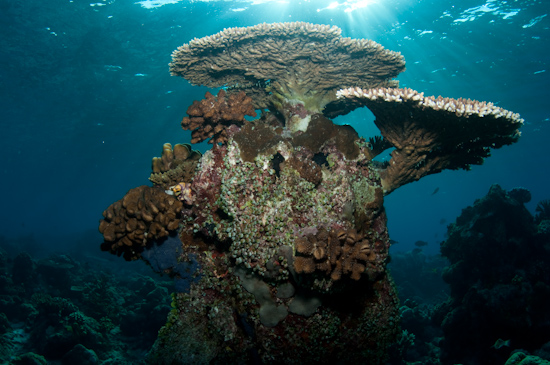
[431,187,440,195]
[414,240,429,247]
[492,338,510,349]
[390,239,399,245]
[104,65,122,71]
[439,218,447,225]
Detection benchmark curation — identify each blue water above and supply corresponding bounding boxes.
[1,0,548,257]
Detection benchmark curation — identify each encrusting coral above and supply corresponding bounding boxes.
[181,89,257,144]
[334,87,524,193]
[99,186,183,261]
[171,21,405,132]
[294,228,382,282]
[99,22,524,364]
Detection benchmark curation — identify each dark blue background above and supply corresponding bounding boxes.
[1,0,548,256]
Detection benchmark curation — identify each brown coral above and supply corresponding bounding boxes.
[293,228,378,282]
[99,186,183,261]
[170,22,405,129]
[232,120,283,162]
[280,154,323,186]
[291,114,361,160]
[335,87,524,194]
[149,142,202,190]
[181,89,257,144]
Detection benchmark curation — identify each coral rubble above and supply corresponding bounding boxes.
[98,22,525,363]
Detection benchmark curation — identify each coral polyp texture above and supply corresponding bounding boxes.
[99,186,183,261]
[99,22,524,364]
[181,89,257,144]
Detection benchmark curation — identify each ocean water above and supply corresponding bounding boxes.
[1,0,549,363]
[2,0,548,254]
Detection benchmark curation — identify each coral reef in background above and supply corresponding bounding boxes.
[435,185,550,365]
[98,22,525,363]
[98,186,183,261]
[389,250,449,306]
[536,199,550,223]
[505,351,550,365]
[0,241,172,364]
[181,89,257,144]
[387,251,450,365]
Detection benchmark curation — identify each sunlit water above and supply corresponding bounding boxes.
[1,0,548,256]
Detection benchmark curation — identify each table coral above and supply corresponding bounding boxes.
[334,87,523,193]
[170,22,405,132]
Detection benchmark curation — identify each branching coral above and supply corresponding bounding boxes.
[99,186,183,260]
[181,89,256,144]
[335,87,523,193]
[152,143,194,173]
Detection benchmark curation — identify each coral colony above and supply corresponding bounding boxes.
[98,22,523,363]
